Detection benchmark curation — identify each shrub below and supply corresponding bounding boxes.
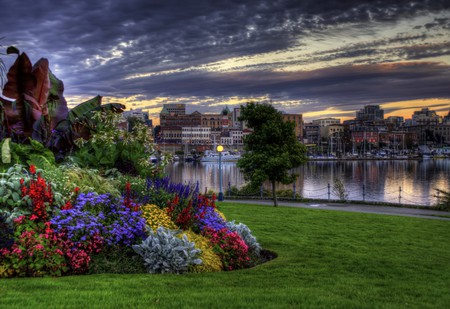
[132,227,202,274]
[141,204,178,231]
[182,230,223,273]
[43,164,121,197]
[226,221,261,256]
[0,216,95,277]
[332,178,348,201]
[0,164,65,222]
[71,111,165,177]
[435,189,450,210]
[202,227,251,271]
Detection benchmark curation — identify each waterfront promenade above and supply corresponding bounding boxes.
[226,199,450,221]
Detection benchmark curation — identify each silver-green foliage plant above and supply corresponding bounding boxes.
[226,220,261,256]
[132,227,202,274]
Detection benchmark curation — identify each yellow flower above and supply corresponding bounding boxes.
[215,209,227,221]
[141,204,178,231]
[182,230,223,272]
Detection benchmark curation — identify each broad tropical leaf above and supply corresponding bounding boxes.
[31,58,50,115]
[1,138,11,163]
[67,95,103,123]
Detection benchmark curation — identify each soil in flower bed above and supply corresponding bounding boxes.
[255,249,278,265]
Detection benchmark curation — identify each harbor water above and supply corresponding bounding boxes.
[164,159,450,206]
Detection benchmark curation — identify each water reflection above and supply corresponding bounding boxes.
[164,160,450,206]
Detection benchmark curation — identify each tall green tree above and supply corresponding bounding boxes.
[237,102,308,206]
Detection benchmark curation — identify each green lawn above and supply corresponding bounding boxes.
[1,202,449,309]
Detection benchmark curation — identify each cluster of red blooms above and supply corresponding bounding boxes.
[20,165,53,220]
[202,227,250,271]
[1,215,103,276]
[194,194,217,221]
[166,195,194,230]
[61,187,80,210]
[123,181,139,211]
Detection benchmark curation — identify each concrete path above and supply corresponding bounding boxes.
[227,199,450,221]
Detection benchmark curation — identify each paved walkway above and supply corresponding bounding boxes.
[228,199,450,221]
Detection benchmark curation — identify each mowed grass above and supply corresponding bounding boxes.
[1,202,449,309]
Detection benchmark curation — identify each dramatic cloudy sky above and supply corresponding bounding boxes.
[1,0,449,123]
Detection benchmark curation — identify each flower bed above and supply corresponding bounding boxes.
[0,166,264,277]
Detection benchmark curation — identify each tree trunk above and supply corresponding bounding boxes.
[272,180,278,207]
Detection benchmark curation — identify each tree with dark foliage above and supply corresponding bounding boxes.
[237,102,308,206]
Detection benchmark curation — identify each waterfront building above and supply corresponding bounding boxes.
[312,118,340,127]
[230,129,244,146]
[356,105,384,122]
[411,108,440,125]
[232,107,242,129]
[303,123,320,145]
[429,124,450,145]
[351,127,380,146]
[320,124,344,139]
[282,113,303,141]
[160,126,182,144]
[160,110,202,127]
[161,103,186,115]
[443,111,450,124]
[385,116,404,129]
[182,126,211,145]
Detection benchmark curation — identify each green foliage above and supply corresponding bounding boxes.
[71,111,164,177]
[41,163,121,197]
[435,189,450,210]
[237,102,308,206]
[132,226,202,274]
[332,178,349,201]
[88,247,147,274]
[0,165,34,223]
[0,138,56,170]
[0,218,68,277]
[1,138,11,163]
[0,164,65,225]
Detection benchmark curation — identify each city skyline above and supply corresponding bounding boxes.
[1,1,449,123]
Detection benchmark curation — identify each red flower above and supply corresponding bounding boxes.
[62,200,72,210]
[29,165,36,175]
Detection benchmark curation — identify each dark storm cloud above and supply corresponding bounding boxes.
[1,0,450,115]
[118,61,450,103]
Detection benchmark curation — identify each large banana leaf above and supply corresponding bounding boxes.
[47,70,69,130]
[1,51,36,137]
[67,95,102,123]
[32,70,69,143]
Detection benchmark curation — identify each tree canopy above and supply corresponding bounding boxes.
[237,102,308,206]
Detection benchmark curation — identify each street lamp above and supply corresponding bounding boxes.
[217,144,224,201]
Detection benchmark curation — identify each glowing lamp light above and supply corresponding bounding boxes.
[217,144,224,201]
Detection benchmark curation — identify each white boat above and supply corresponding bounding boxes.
[200,150,241,162]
